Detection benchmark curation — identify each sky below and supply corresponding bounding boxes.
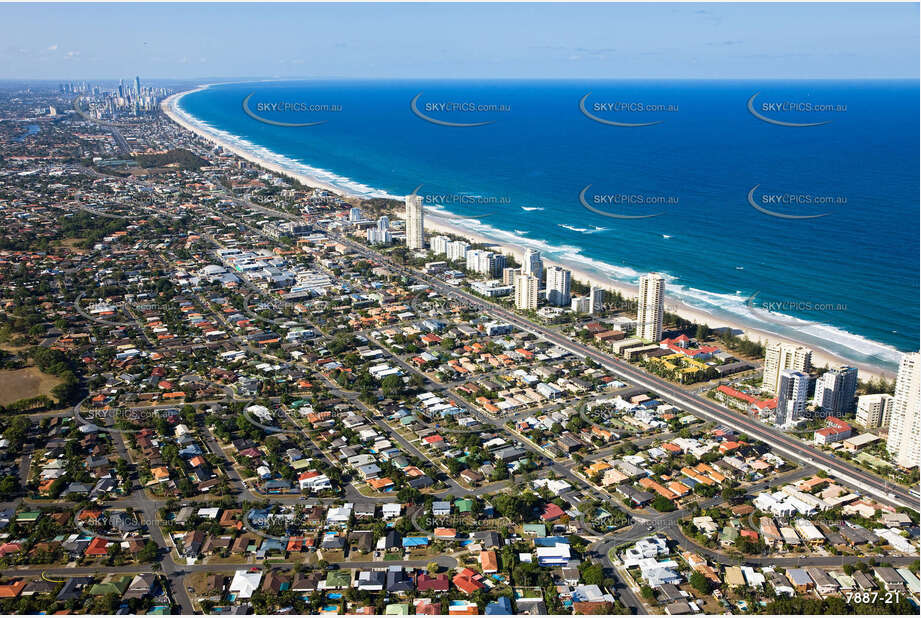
[0,2,918,80]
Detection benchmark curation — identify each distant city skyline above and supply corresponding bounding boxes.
[0,3,918,80]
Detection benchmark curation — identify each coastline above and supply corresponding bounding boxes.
[422,213,894,381]
[162,86,897,381]
[162,88,349,197]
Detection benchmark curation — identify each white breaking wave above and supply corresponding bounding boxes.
[559,224,590,233]
[174,95,399,200]
[171,86,904,371]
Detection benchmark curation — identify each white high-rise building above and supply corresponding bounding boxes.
[589,286,605,315]
[430,235,450,256]
[571,296,591,313]
[545,266,571,306]
[636,273,665,342]
[522,249,543,279]
[348,207,363,223]
[775,370,810,427]
[813,366,858,417]
[886,352,920,468]
[446,240,469,261]
[366,215,392,245]
[465,250,505,276]
[514,273,539,311]
[404,194,424,250]
[856,393,893,428]
[762,342,813,395]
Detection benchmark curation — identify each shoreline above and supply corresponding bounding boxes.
[162,88,349,197]
[161,86,899,381]
[423,214,895,381]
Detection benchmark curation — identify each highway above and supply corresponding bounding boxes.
[338,235,919,513]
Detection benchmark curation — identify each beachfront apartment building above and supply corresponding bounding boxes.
[367,216,392,245]
[502,267,521,285]
[466,250,506,276]
[813,366,858,417]
[446,239,469,261]
[886,352,920,468]
[762,341,813,395]
[571,296,591,313]
[637,272,665,342]
[589,285,605,314]
[430,235,450,256]
[523,248,543,279]
[775,369,809,427]
[545,265,572,306]
[856,393,893,428]
[405,193,424,250]
[515,273,539,311]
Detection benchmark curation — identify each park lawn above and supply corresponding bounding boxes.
[0,366,63,407]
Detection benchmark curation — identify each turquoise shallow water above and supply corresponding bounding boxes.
[179,79,920,370]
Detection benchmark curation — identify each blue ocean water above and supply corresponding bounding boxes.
[178,80,919,370]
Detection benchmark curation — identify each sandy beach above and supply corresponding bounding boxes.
[163,88,347,196]
[163,87,896,381]
[423,214,894,381]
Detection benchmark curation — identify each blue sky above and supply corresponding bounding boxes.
[1,3,918,80]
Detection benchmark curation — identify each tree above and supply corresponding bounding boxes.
[138,540,159,563]
[689,571,712,594]
[640,585,655,601]
[580,561,604,586]
[651,496,676,512]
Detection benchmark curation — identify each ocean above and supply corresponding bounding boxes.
[177,79,919,371]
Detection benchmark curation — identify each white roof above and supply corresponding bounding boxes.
[229,570,262,599]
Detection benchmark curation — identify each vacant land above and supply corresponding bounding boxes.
[0,366,63,406]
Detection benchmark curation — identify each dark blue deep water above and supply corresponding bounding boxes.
[179,80,919,370]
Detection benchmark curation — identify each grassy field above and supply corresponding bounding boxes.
[0,366,63,406]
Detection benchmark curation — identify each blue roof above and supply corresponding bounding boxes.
[402,536,430,547]
[485,597,513,615]
[534,536,569,547]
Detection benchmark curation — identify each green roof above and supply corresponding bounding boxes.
[720,526,739,542]
[454,499,474,513]
[522,523,546,536]
[89,576,132,596]
[385,604,410,615]
[326,570,351,588]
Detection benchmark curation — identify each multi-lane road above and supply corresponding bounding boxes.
[339,235,919,513]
